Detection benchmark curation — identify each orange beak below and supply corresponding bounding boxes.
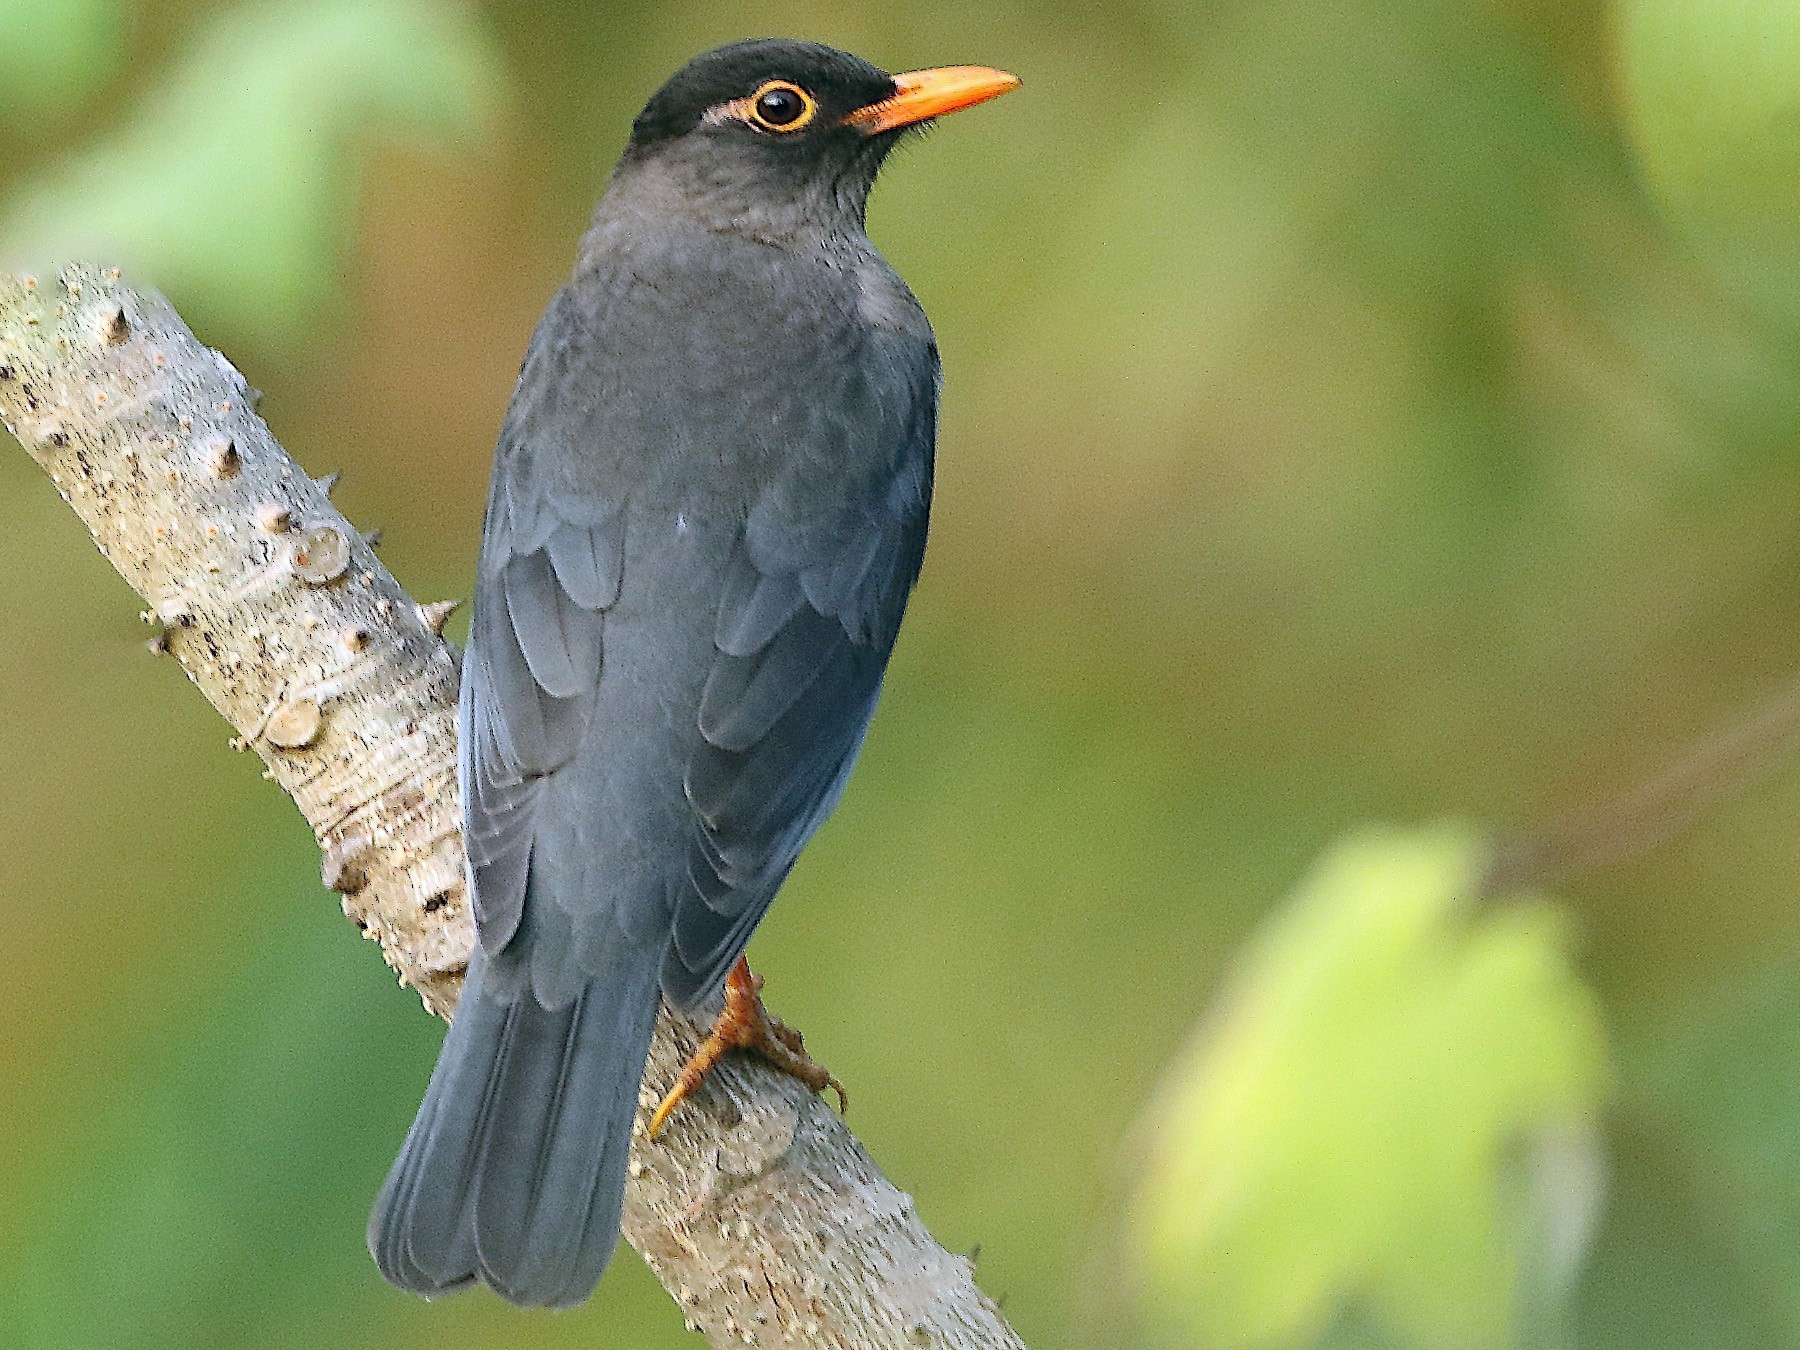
[846,65,1021,134]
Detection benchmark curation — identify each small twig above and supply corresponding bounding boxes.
[1488,671,1800,894]
[0,265,1024,1350]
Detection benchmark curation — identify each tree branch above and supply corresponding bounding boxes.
[1,264,1024,1350]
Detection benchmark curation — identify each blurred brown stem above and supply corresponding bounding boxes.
[1488,672,1800,894]
[0,265,1023,1350]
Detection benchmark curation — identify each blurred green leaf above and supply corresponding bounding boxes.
[0,0,123,127]
[1615,0,1800,330]
[0,0,505,351]
[1129,824,1610,1349]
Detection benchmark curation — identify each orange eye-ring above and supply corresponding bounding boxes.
[745,80,817,132]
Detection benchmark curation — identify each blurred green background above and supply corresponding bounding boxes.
[6,1,1800,1346]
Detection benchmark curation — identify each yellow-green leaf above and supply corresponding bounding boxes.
[1130,824,1610,1348]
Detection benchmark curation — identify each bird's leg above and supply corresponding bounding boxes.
[648,957,847,1138]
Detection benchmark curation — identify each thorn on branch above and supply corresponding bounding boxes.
[418,599,460,634]
[322,834,373,895]
[207,437,240,478]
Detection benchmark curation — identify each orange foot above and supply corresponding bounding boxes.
[648,956,847,1138]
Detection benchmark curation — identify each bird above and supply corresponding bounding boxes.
[367,38,1019,1309]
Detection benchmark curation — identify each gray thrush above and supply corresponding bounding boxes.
[368,39,1018,1308]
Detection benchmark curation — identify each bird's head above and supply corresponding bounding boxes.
[611,39,1019,240]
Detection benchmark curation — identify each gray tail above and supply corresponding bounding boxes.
[368,942,662,1308]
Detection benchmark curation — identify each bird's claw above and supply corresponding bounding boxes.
[648,956,846,1139]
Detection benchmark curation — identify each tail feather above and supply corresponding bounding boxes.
[484,978,642,1305]
[370,989,513,1294]
[369,942,661,1308]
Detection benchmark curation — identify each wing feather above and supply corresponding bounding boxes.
[462,485,622,954]
[715,568,807,659]
[662,353,935,1007]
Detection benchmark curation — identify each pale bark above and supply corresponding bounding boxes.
[0,264,1024,1350]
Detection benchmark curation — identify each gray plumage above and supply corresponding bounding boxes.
[370,39,942,1308]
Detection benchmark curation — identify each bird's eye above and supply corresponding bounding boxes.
[747,81,816,132]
